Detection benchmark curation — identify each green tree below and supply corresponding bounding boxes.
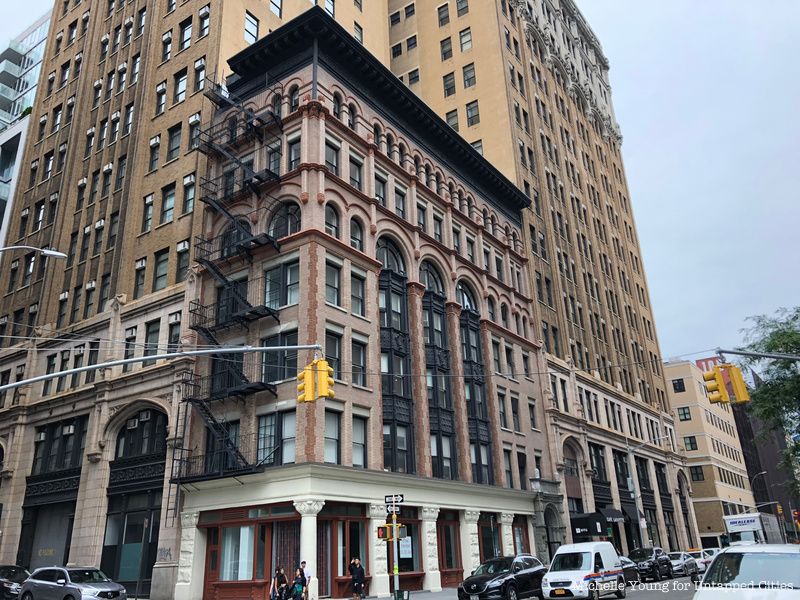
[739,307,800,492]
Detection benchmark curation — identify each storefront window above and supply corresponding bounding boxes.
[220,525,255,581]
[478,513,501,561]
[437,511,460,571]
[644,508,660,548]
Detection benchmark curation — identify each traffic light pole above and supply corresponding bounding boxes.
[392,511,400,600]
[0,344,322,393]
[717,348,800,362]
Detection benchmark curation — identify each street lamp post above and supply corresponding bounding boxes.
[626,435,670,548]
[0,245,67,259]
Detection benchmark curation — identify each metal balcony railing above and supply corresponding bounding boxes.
[181,354,279,403]
[200,165,279,207]
[189,276,280,331]
[171,432,280,483]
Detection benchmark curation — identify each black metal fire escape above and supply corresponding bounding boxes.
[171,75,286,485]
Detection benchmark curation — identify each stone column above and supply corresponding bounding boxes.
[647,460,670,550]
[174,512,203,600]
[294,499,325,600]
[460,510,481,574]
[368,503,390,598]
[500,513,515,555]
[479,321,505,486]
[445,301,472,482]
[407,281,431,477]
[0,421,29,564]
[420,506,441,592]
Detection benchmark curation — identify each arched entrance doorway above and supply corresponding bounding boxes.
[544,505,564,561]
[101,407,168,597]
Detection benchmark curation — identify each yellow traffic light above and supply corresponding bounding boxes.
[777,504,784,516]
[703,366,729,404]
[297,360,317,403]
[316,359,335,400]
[377,525,393,541]
[724,364,750,404]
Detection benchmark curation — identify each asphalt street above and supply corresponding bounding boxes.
[405,577,698,600]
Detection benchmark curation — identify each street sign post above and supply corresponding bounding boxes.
[382,494,404,600]
[385,494,404,504]
[386,504,400,514]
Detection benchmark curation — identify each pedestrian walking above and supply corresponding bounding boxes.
[271,567,288,600]
[349,557,365,600]
[292,567,305,600]
[300,560,311,600]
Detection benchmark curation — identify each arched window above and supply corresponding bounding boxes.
[325,204,340,238]
[435,173,442,195]
[268,202,301,238]
[386,133,395,158]
[347,103,357,130]
[467,196,474,218]
[377,237,405,274]
[500,303,509,329]
[487,298,496,321]
[425,165,433,188]
[220,219,252,257]
[289,85,300,112]
[271,94,282,119]
[482,208,489,227]
[456,280,478,312]
[398,143,407,167]
[448,183,456,206]
[332,93,343,119]
[115,409,168,459]
[350,217,364,251]
[414,156,422,178]
[373,123,382,147]
[420,260,444,295]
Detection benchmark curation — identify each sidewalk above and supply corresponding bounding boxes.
[369,589,458,600]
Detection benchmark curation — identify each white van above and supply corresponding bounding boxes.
[542,542,626,599]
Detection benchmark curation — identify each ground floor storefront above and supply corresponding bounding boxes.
[173,463,564,600]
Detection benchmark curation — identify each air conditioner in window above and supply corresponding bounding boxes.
[127,418,139,430]
[63,424,75,435]
[74,345,85,356]
[139,410,151,422]
[35,432,46,442]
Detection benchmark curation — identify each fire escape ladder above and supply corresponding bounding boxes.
[189,398,249,469]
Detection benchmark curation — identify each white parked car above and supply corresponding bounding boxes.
[688,550,712,573]
[668,552,698,576]
[693,544,800,599]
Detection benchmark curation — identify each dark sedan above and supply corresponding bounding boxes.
[618,556,639,586]
[628,547,672,582]
[458,555,547,600]
[0,566,29,600]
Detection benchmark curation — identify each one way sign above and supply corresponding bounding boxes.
[384,494,404,504]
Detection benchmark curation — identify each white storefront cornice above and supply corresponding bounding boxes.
[181,462,551,514]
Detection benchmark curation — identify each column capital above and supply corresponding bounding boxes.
[294,499,326,516]
[180,512,199,529]
[369,503,387,520]
[421,506,440,521]
[463,510,481,524]
[407,280,426,297]
[445,301,463,318]
[499,513,515,525]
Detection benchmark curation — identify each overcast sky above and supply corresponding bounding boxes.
[2,1,798,359]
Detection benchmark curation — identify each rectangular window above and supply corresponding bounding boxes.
[153,249,169,291]
[160,183,176,224]
[503,450,513,488]
[683,436,698,451]
[511,396,521,431]
[142,196,154,231]
[325,142,340,175]
[440,37,452,60]
[408,69,419,85]
[671,378,686,393]
[174,70,187,104]
[179,18,192,49]
[264,260,300,308]
[446,109,458,131]
[325,262,341,305]
[244,11,259,44]
[262,330,298,382]
[349,157,362,190]
[466,100,480,126]
[690,466,704,481]
[498,390,507,428]
[443,72,455,97]
[324,411,340,464]
[375,175,386,205]
[528,400,537,429]
[456,0,469,16]
[438,4,449,26]
[352,416,367,468]
[354,22,363,44]
[134,262,146,299]
[677,407,691,421]
[142,320,160,367]
[459,28,472,51]
[325,331,342,379]
[395,188,406,219]
[352,340,367,386]
[463,62,476,87]
[351,273,365,316]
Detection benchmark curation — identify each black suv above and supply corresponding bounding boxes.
[458,555,547,600]
[628,547,672,581]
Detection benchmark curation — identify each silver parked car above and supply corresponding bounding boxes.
[667,552,698,576]
[20,567,126,600]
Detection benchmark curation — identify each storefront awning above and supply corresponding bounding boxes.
[571,512,605,537]
[621,503,643,523]
[598,507,626,523]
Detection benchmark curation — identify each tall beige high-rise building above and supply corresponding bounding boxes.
[383,0,698,553]
[664,360,755,548]
[0,0,699,598]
